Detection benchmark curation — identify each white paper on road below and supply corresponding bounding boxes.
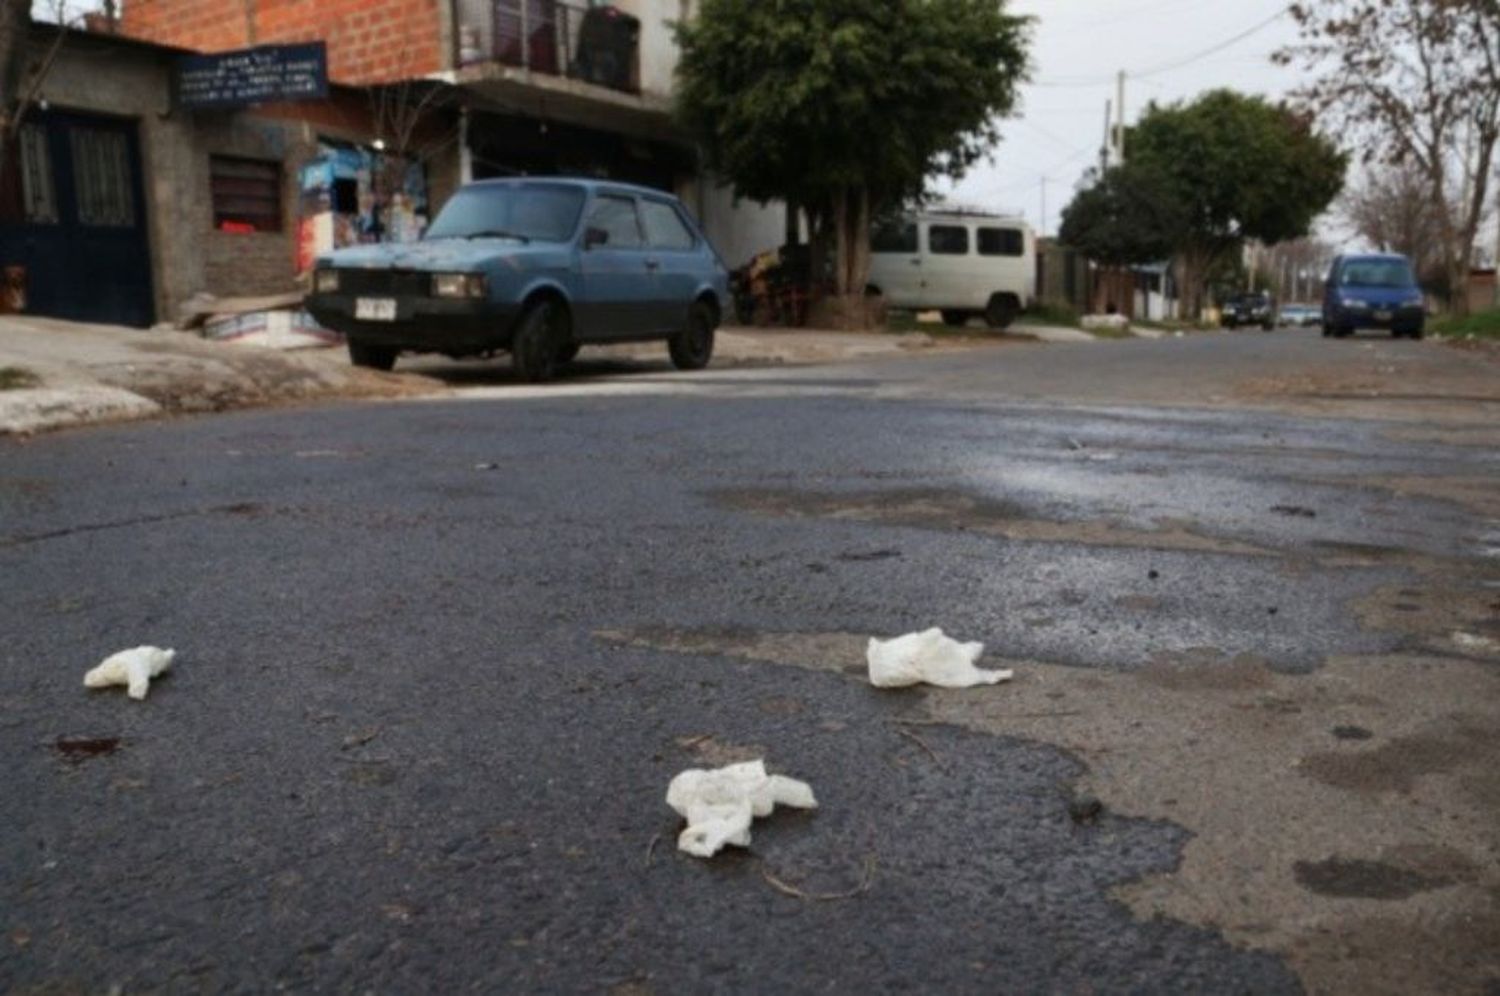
[666,760,817,857]
[83,646,175,700]
[866,628,1013,688]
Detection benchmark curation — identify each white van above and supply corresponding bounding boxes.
[867,210,1036,328]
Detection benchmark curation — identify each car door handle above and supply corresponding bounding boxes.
[909,258,922,266]
[645,259,661,270]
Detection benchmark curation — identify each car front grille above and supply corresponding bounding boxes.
[337,269,431,297]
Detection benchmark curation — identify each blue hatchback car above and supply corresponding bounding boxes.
[306,178,731,381]
[1321,253,1426,339]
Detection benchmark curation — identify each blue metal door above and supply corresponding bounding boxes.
[0,110,154,327]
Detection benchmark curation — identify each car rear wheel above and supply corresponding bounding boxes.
[555,340,581,364]
[348,341,397,371]
[511,299,566,383]
[669,301,716,370]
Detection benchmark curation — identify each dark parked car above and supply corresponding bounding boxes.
[1321,253,1425,339]
[305,178,731,381]
[1221,291,1275,330]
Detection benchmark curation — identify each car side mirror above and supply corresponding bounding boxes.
[584,227,609,250]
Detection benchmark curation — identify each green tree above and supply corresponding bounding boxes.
[1057,163,1183,268]
[1276,0,1500,315]
[1127,90,1345,317]
[674,0,1030,326]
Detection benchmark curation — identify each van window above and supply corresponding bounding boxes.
[928,225,969,255]
[871,219,917,253]
[978,227,1024,257]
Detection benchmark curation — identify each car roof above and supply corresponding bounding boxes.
[462,176,677,200]
[1335,252,1411,263]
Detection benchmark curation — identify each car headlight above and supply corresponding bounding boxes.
[314,269,340,293]
[1404,293,1425,307]
[1340,298,1368,309]
[432,273,487,298]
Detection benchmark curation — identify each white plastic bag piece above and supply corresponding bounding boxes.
[866,628,1013,689]
[83,646,176,700]
[666,760,817,858]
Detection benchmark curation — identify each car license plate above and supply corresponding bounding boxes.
[355,298,397,321]
[1374,309,1391,322]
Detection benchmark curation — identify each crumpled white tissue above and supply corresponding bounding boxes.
[83,646,176,700]
[666,760,817,857]
[866,628,1013,688]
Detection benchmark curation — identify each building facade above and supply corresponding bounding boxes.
[118,0,780,263]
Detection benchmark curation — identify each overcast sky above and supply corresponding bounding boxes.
[939,0,1306,236]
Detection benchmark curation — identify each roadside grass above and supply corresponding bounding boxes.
[1430,308,1500,340]
[0,366,40,390]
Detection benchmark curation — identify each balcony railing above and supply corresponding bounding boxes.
[454,0,641,96]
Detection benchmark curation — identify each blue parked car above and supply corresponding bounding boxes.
[306,178,731,381]
[1321,253,1426,339]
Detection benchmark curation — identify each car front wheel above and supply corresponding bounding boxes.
[511,299,566,383]
[349,341,397,371]
[669,302,716,371]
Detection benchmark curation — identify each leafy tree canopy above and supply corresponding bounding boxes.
[675,0,1031,208]
[1060,89,1345,315]
[1057,163,1183,267]
[1128,89,1346,251]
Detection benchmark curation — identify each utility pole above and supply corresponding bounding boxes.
[1101,99,1112,171]
[1040,176,1047,237]
[1116,70,1126,162]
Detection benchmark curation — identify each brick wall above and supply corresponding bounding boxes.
[120,0,447,85]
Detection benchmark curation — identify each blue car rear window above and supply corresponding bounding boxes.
[426,183,586,242]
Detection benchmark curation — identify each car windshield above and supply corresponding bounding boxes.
[425,183,586,242]
[1341,260,1415,288]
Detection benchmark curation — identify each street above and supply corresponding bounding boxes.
[3,328,1498,993]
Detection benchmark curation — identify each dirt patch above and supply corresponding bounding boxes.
[713,487,1274,557]
[601,625,1500,993]
[1353,582,1500,659]
[1300,725,1492,794]
[1293,857,1455,900]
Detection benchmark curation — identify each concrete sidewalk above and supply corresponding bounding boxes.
[0,315,1048,435]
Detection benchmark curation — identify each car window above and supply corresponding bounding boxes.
[871,219,917,253]
[425,182,585,242]
[1340,259,1415,288]
[585,194,644,249]
[928,225,969,255]
[640,199,696,250]
[977,227,1024,256]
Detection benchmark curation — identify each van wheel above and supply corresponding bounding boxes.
[984,294,1018,330]
[940,310,970,327]
[349,342,397,371]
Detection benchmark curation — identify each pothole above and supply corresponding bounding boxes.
[600,625,1500,992]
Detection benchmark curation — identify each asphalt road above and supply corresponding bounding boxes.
[3,328,1497,993]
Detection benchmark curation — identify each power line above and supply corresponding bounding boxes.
[1131,7,1289,78]
[1031,4,1289,88]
